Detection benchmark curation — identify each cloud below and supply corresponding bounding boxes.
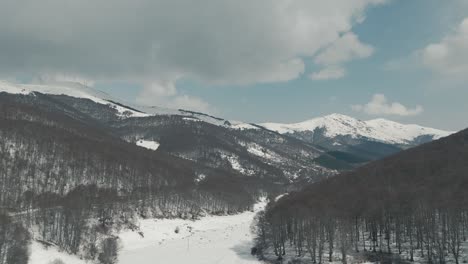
[418,17,468,77]
[352,94,423,116]
[310,66,346,80]
[136,80,215,114]
[310,32,374,80]
[33,73,96,87]
[0,0,384,109]
[385,17,468,78]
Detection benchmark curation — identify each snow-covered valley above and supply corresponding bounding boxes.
[29,200,266,264]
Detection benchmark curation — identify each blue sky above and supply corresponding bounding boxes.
[2,0,467,130]
[94,0,467,130]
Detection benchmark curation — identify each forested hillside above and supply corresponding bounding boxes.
[255,128,468,263]
[0,94,271,263]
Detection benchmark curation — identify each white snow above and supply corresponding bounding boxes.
[118,199,267,264]
[231,122,259,130]
[274,193,288,202]
[261,113,454,145]
[220,153,255,175]
[243,143,282,163]
[136,139,160,150]
[29,241,86,264]
[195,174,206,183]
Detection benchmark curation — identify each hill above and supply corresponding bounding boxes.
[257,128,468,263]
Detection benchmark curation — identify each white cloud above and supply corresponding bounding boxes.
[136,80,214,114]
[143,80,177,97]
[0,0,385,110]
[0,0,383,84]
[352,94,423,116]
[419,17,468,77]
[34,73,96,87]
[310,32,375,80]
[310,66,346,80]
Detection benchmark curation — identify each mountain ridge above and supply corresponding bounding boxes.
[0,80,455,173]
[0,80,453,145]
[261,113,453,145]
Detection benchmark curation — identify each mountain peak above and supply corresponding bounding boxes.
[261,114,454,145]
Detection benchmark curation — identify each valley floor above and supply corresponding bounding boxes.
[30,200,266,264]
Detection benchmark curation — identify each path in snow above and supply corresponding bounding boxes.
[118,201,266,264]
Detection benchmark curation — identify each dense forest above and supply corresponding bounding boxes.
[255,129,468,263]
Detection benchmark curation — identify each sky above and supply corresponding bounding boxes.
[1,0,467,130]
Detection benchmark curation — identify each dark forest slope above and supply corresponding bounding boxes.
[257,128,468,263]
[278,127,468,213]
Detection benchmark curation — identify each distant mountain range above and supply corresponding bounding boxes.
[0,80,455,175]
[260,113,454,169]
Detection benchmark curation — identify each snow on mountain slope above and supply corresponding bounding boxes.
[261,113,454,145]
[0,80,257,129]
[0,80,149,117]
[365,118,451,143]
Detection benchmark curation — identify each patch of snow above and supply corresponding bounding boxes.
[261,113,454,145]
[182,117,201,122]
[274,193,288,202]
[219,153,255,175]
[136,139,160,150]
[231,122,259,130]
[226,155,243,172]
[243,143,282,163]
[195,174,206,183]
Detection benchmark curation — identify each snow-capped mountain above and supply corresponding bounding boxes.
[261,113,453,145]
[0,80,335,184]
[0,80,455,174]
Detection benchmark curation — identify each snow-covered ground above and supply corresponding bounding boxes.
[29,200,266,264]
[118,200,266,264]
[136,139,160,150]
[30,241,86,264]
